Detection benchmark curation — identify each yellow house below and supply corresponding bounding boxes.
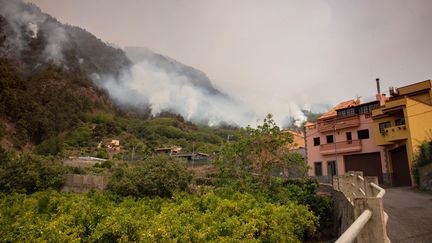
[372,80,432,186]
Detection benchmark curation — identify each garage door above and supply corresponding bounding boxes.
[344,152,383,184]
[390,145,411,187]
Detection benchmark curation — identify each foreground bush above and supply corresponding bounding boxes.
[0,151,65,193]
[107,155,191,197]
[0,190,317,242]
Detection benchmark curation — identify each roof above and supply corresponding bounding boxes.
[304,122,315,127]
[282,130,305,149]
[318,99,360,120]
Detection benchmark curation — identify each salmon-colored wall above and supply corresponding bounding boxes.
[306,114,387,177]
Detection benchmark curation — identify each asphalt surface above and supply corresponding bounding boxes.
[384,187,432,243]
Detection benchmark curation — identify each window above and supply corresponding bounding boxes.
[358,106,369,114]
[379,121,391,133]
[369,103,379,111]
[346,108,356,116]
[357,129,370,139]
[337,110,347,117]
[346,132,352,141]
[314,162,323,176]
[313,137,320,146]
[395,118,405,126]
[326,135,334,144]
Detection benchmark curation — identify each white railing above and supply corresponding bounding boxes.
[333,171,390,243]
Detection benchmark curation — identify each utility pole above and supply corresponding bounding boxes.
[192,142,195,168]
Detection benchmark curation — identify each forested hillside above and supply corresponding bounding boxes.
[0,2,333,242]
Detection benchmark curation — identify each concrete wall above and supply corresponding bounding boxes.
[419,163,432,190]
[62,174,107,193]
[319,184,355,236]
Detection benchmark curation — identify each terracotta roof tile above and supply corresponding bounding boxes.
[318,99,360,120]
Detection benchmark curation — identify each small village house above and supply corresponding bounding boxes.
[305,80,389,184]
[371,80,432,186]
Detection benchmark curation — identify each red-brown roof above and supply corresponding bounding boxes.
[282,130,305,149]
[318,99,360,120]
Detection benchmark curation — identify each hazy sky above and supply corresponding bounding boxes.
[28,0,432,115]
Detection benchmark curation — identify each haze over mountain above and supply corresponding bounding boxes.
[0,0,313,127]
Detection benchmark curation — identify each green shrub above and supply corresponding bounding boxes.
[93,160,112,169]
[107,156,191,197]
[413,140,432,186]
[35,136,64,156]
[0,154,66,193]
[0,190,318,242]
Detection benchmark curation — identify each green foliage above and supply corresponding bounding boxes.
[35,136,64,156]
[277,179,333,234]
[0,190,317,242]
[95,149,109,159]
[94,160,113,169]
[215,114,304,188]
[413,139,432,186]
[0,153,66,193]
[0,59,111,147]
[108,156,191,197]
[64,125,93,148]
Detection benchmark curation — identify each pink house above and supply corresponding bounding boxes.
[305,94,389,184]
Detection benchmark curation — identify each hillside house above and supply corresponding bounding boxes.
[372,80,432,186]
[305,90,389,184]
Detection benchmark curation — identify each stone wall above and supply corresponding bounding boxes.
[62,174,107,193]
[319,184,355,236]
[419,163,432,190]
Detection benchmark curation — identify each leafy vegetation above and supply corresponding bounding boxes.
[107,156,191,198]
[0,2,333,240]
[413,139,432,186]
[0,190,317,242]
[214,114,307,188]
[0,149,66,193]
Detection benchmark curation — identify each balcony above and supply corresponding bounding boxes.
[317,116,360,133]
[382,125,409,142]
[320,139,362,155]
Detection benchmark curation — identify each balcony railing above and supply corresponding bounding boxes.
[320,140,362,155]
[317,116,360,133]
[382,125,408,142]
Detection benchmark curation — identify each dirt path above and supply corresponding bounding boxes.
[384,187,432,243]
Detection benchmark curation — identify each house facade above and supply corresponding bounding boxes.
[282,130,306,157]
[305,96,389,184]
[371,80,432,186]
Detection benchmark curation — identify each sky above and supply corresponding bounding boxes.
[28,0,432,122]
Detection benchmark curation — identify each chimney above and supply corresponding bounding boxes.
[375,78,386,106]
[376,78,381,94]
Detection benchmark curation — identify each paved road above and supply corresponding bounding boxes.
[384,187,432,243]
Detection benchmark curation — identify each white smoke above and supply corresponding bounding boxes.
[94,60,256,126]
[93,57,312,128]
[40,21,68,64]
[0,0,68,64]
[27,22,38,38]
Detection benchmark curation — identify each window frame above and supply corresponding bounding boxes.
[357,129,370,139]
[313,137,320,146]
[326,135,334,144]
[379,121,391,133]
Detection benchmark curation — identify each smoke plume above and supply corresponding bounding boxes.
[0,0,68,64]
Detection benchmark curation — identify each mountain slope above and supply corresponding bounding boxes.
[0,0,130,77]
[125,47,224,96]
